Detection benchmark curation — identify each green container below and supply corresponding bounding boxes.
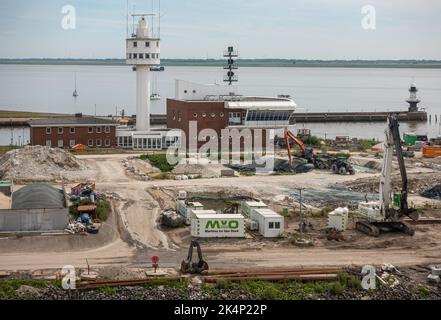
[282,208,289,215]
[403,133,417,146]
[393,192,402,208]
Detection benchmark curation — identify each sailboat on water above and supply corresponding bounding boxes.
[150,74,161,101]
[73,73,79,98]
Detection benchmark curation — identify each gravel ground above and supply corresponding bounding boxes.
[7,273,441,301]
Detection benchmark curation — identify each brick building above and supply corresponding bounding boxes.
[28,116,119,149]
[166,81,297,151]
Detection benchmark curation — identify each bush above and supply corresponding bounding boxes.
[215,279,231,290]
[141,154,176,172]
[301,135,322,147]
[329,282,344,295]
[70,198,111,221]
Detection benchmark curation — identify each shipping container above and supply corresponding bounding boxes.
[423,146,441,158]
[191,213,245,238]
[177,200,204,220]
[251,209,284,238]
[240,201,267,218]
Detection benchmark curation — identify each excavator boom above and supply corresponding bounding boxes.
[284,128,307,165]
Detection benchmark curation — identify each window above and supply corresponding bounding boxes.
[58,140,63,148]
[139,53,144,59]
[193,113,198,118]
[88,139,93,147]
[211,113,216,118]
[46,127,52,134]
[220,112,225,118]
[133,41,137,48]
[184,90,188,94]
[105,126,110,133]
[202,113,207,118]
[58,127,63,134]
[70,140,75,147]
[46,140,52,147]
[96,127,102,134]
[105,139,111,147]
[269,222,274,229]
[146,54,150,59]
[70,127,75,134]
[156,41,159,47]
[128,53,132,59]
[133,53,138,59]
[145,42,150,47]
[96,139,102,147]
[193,90,196,94]
[275,222,281,229]
[88,127,93,134]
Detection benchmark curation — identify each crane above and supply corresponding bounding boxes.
[357,114,419,237]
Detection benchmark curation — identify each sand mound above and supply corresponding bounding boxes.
[0,146,89,181]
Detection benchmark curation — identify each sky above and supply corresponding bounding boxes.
[0,0,440,60]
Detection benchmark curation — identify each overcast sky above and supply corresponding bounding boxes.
[1,0,440,59]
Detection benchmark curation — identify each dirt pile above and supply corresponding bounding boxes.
[0,146,90,181]
[172,158,230,178]
[342,173,441,195]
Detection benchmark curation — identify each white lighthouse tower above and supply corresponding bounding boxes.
[126,15,160,132]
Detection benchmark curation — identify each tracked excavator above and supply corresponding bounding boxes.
[356,114,419,237]
[284,128,354,175]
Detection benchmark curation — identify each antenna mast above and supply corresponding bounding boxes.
[223,46,239,85]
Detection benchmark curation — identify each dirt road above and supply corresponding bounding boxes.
[0,154,439,272]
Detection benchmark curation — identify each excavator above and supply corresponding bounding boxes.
[181,240,209,274]
[284,128,355,175]
[284,128,315,165]
[357,114,419,237]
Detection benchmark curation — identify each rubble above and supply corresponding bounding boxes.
[0,146,91,181]
[172,158,231,179]
[422,185,441,200]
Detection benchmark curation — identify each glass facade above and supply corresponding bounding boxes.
[246,110,292,122]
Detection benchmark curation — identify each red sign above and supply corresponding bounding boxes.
[151,256,160,264]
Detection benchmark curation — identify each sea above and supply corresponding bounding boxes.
[0,64,440,145]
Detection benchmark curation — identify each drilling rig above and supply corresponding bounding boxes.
[356,114,419,237]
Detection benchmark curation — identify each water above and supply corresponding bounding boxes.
[0,64,440,142]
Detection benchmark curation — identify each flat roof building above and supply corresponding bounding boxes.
[28,115,119,149]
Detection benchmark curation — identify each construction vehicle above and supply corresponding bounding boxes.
[330,157,355,175]
[357,114,419,237]
[284,128,315,165]
[181,240,209,274]
[284,128,354,175]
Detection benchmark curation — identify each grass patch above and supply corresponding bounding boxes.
[418,286,430,298]
[140,154,176,172]
[70,198,111,221]
[0,145,19,155]
[98,287,118,295]
[0,279,54,299]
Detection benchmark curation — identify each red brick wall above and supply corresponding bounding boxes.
[30,126,117,148]
[166,99,270,151]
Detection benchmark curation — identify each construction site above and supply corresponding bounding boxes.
[0,113,440,300]
[1,8,441,303]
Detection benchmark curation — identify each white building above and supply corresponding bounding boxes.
[251,208,285,238]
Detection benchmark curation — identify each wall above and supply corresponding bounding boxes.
[175,80,238,101]
[30,125,117,148]
[0,208,69,232]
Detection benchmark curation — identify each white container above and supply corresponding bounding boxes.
[241,201,268,218]
[327,207,349,231]
[251,209,284,238]
[178,191,187,200]
[176,200,204,220]
[191,213,245,238]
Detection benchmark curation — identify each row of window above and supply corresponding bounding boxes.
[132,41,159,48]
[246,110,292,122]
[45,127,111,134]
[45,139,111,148]
[128,53,159,60]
